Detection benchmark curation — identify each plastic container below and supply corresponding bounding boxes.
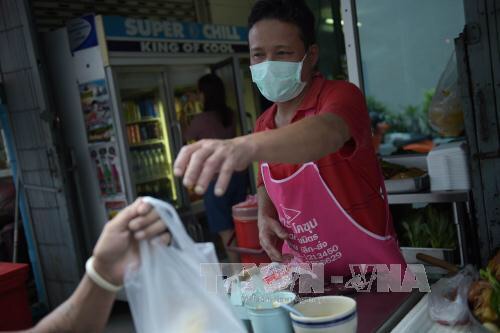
[232,196,260,249]
[384,174,430,193]
[230,196,270,264]
[0,262,32,330]
[245,291,296,333]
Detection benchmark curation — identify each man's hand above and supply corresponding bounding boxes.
[173,137,255,196]
[92,198,170,285]
[258,213,288,262]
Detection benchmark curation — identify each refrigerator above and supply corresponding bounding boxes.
[44,14,259,250]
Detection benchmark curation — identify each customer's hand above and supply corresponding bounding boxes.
[258,212,288,262]
[173,137,255,196]
[92,198,170,285]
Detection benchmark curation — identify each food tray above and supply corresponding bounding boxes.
[385,173,430,193]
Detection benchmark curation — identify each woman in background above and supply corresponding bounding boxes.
[184,73,248,262]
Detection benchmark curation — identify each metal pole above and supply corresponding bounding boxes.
[340,0,365,92]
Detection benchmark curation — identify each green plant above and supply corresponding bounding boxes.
[367,90,435,135]
[400,205,457,249]
[366,96,390,115]
[402,213,430,247]
[425,205,456,249]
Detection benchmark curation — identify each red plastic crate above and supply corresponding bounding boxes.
[0,262,32,330]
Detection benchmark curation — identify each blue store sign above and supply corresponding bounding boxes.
[102,16,249,55]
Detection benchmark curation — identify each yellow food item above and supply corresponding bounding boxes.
[469,280,498,324]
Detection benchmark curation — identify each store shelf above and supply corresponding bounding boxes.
[0,168,12,178]
[387,190,469,204]
[129,139,164,148]
[135,175,169,185]
[125,117,160,125]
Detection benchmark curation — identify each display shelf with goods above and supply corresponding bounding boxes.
[390,189,471,276]
[118,76,178,205]
[382,154,472,274]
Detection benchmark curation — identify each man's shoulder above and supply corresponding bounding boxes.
[320,79,363,99]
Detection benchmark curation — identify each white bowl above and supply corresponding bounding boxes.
[290,296,357,333]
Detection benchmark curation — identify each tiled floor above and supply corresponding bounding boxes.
[104,301,135,333]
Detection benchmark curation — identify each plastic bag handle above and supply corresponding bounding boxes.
[142,197,195,251]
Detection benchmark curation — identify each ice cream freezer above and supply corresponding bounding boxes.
[44,14,260,251]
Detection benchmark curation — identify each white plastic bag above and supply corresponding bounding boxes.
[428,265,477,326]
[124,197,246,333]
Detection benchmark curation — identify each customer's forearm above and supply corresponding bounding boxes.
[30,275,116,333]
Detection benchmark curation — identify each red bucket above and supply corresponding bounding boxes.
[0,262,32,330]
[229,196,270,265]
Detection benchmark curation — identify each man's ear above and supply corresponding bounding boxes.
[308,44,320,68]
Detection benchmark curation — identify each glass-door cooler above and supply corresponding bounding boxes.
[113,69,180,206]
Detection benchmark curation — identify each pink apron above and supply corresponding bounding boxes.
[261,161,407,277]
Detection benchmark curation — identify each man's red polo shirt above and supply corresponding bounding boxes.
[255,74,389,236]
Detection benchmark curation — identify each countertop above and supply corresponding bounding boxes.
[294,284,425,332]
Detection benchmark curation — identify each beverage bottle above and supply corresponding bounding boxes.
[126,126,133,144]
[143,99,150,118]
[149,124,155,140]
[152,149,161,178]
[134,125,141,143]
[130,152,138,182]
[136,152,144,183]
[147,99,154,117]
[140,124,148,141]
[159,148,167,173]
[131,103,138,121]
[139,151,148,181]
[153,101,159,118]
[153,123,161,139]
[103,159,114,195]
[146,150,155,178]
[128,126,135,144]
[111,162,122,193]
[142,100,149,118]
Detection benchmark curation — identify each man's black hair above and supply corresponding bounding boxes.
[248,0,316,49]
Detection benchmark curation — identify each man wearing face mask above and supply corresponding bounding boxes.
[174,0,407,278]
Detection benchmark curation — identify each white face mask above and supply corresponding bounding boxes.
[250,54,307,103]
